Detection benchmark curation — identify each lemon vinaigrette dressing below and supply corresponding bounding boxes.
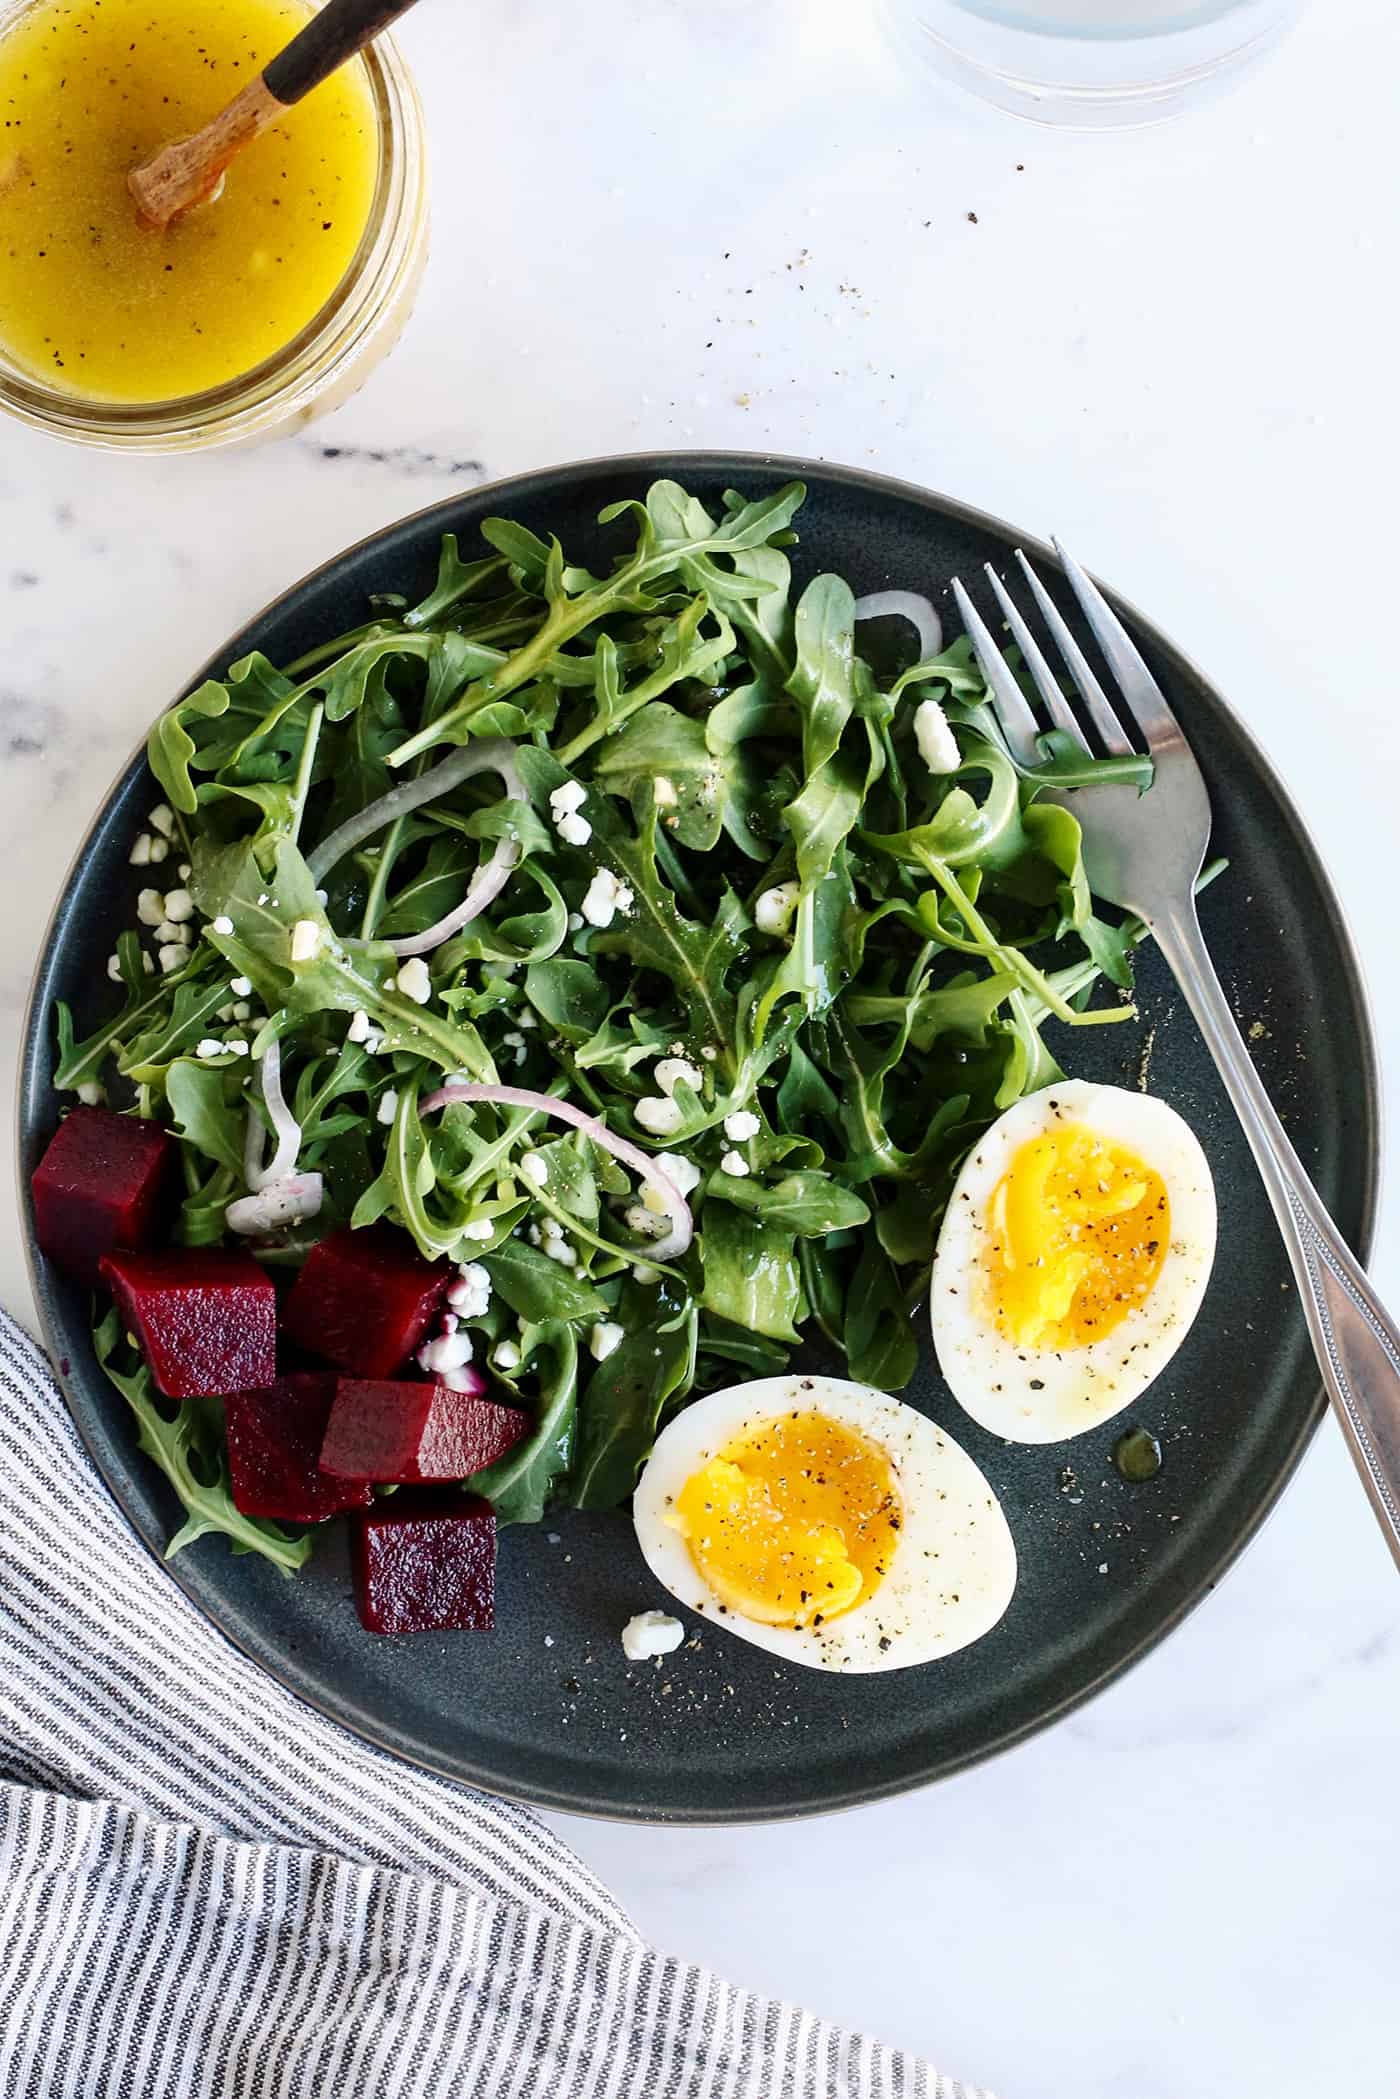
[0,0,378,402]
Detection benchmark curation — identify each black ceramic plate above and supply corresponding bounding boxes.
[19,454,1379,1823]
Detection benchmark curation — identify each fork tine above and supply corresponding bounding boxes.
[949,576,1042,767]
[1013,550,1134,756]
[1050,539,1179,748]
[982,564,1091,755]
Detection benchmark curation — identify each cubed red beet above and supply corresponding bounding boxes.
[32,1107,176,1286]
[350,1494,496,1634]
[100,1248,277,1399]
[224,1374,374,1524]
[321,1376,529,1485]
[280,1225,452,1378]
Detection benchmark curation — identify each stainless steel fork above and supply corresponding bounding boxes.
[952,546,1400,1570]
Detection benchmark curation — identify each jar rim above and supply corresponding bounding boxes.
[0,1,425,447]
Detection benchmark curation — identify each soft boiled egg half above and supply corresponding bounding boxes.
[931,1079,1216,1444]
[632,1374,1017,1672]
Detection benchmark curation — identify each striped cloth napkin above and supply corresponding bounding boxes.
[0,1310,987,2099]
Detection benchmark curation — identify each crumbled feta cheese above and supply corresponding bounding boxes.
[754,881,801,935]
[556,811,592,847]
[232,1001,253,1022]
[148,804,175,838]
[520,1152,549,1188]
[289,919,322,964]
[653,776,678,808]
[589,1320,625,1362]
[419,1330,474,1375]
[723,1109,761,1142]
[526,1223,541,1247]
[106,953,123,983]
[654,1057,701,1098]
[494,1340,521,1371]
[161,888,194,924]
[502,1028,527,1066]
[631,1262,661,1285]
[346,1009,371,1044]
[142,953,154,976]
[395,956,432,1004]
[549,780,588,821]
[76,1081,105,1107]
[625,1204,667,1240]
[447,1263,492,1318]
[217,1004,237,1023]
[621,1611,685,1661]
[157,944,186,974]
[540,1215,563,1242]
[568,911,585,932]
[720,1149,751,1177]
[914,696,960,775]
[154,919,191,947]
[653,1152,701,1196]
[463,1219,495,1242]
[195,1038,224,1061]
[136,888,165,927]
[518,1010,537,1030]
[635,1096,683,1136]
[177,862,192,882]
[224,1038,249,1058]
[543,1236,578,1266]
[314,888,328,905]
[441,1366,479,1394]
[147,838,169,864]
[230,975,252,998]
[581,868,633,929]
[211,914,235,937]
[700,1044,717,1061]
[376,1090,399,1126]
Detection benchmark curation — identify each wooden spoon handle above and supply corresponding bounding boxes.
[262,0,421,107]
[128,0,422,228]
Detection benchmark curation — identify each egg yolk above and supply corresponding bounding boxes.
[666,1410,902,1629]
[984,1122,1169,1349]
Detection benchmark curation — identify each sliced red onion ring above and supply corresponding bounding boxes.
[244,1038,302,1193]
[307,738,524,882]
[226,1172,324,1237]
[309,737,526,959]
[854,590,942,662]
[380,836,518,958]
[419,1083,693,1263]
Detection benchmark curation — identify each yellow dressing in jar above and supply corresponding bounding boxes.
[0,0,378,403]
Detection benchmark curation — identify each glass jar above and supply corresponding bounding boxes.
[878,0,1303,127]
[0,3,428,452]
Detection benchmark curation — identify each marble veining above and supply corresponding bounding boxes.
[3,3,1399,2094]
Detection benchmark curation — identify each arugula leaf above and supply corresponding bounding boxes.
[700,1205,803,1342]
[93,1311,311,1573]
[705,1169,870,1237]
[463,1326,578,1525]
[573,1281,696,1510]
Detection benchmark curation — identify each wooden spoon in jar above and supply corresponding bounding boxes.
[128,0,422,230]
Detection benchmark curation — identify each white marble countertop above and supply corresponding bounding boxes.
[4,2,1399,2093]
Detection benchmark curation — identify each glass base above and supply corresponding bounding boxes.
[879,0,1299,128]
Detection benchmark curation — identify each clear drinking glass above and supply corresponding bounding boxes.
[879,0,1303,126]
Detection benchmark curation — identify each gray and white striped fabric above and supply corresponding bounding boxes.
[0,1311,987,2098]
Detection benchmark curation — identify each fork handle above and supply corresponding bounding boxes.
[1153,897,1400,1567]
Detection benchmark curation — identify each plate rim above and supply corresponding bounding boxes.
[16,448,1383,1824]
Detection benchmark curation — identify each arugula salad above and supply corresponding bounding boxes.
[56,477,1164,1572]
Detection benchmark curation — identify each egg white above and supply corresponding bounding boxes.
[632,1374,1017,1673]
[930,1079,1216,1445]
